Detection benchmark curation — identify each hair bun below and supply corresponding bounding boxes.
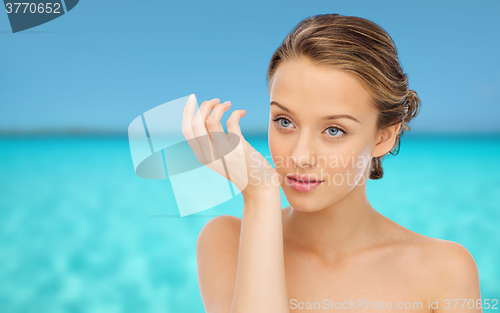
[401,89,421,132]
[404,89,421,123]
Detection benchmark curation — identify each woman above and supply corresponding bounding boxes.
[185,13,481,313]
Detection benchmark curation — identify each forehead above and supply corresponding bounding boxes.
[269,57,376,120]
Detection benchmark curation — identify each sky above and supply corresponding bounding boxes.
[0,0,499,135]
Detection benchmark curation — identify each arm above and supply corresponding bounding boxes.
[231,189,289,313]
[186,95,288,312]
[433,241,482,313]
[197,215,241,313]
[196,189,289,313]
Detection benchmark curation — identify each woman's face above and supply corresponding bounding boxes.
[268,56,388,212]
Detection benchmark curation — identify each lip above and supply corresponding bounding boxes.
[287,174,323,183]
[287,174,324,192]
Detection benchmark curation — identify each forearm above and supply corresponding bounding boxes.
[231,189,289,313]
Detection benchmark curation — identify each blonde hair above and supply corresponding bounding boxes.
[266,13,421,179]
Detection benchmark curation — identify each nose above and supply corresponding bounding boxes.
[290,132,316,168]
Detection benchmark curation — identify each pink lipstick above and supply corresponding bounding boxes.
[287,174,323,192]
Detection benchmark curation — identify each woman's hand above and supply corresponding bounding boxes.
[182,94,281,198]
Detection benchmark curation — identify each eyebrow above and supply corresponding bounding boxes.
[270,101,361,124]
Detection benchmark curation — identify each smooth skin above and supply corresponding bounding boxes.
[193,56,481,313]
[183,94,286,313]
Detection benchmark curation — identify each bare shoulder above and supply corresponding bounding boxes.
[415,236,479,290]
[197,214,242,251]
[399,230,478,280]
[196,215,242,313]
[380,217,478,275]
[418,237,478,272]
[378,219,479,296]
[384,222,480,302]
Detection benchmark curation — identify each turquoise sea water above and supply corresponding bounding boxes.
[0,135,499,312]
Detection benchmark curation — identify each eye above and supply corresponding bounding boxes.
[272,116,348,138]
[324,126,347,138]
[272,116,295,129]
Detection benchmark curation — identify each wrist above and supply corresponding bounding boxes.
[242,186,280,201]
[242,187,281,211]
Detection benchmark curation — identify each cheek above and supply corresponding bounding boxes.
[320,143,371,181]
[268,129,287,172]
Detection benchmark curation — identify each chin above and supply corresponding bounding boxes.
[281,179,344,213]
[285,197,326,213]
[282,188,328,213]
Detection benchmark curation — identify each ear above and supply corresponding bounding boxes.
[371,122,402,158]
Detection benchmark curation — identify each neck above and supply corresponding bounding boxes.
[283,180,385,264]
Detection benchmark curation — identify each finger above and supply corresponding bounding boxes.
[182,94,197,140]
[207,101,232,159]
[206,101,231,134]
[227,110,247,147]
[192,98,220,162]
[207,100,230,132]
[182,94,209,163]
[192,98,220,140]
